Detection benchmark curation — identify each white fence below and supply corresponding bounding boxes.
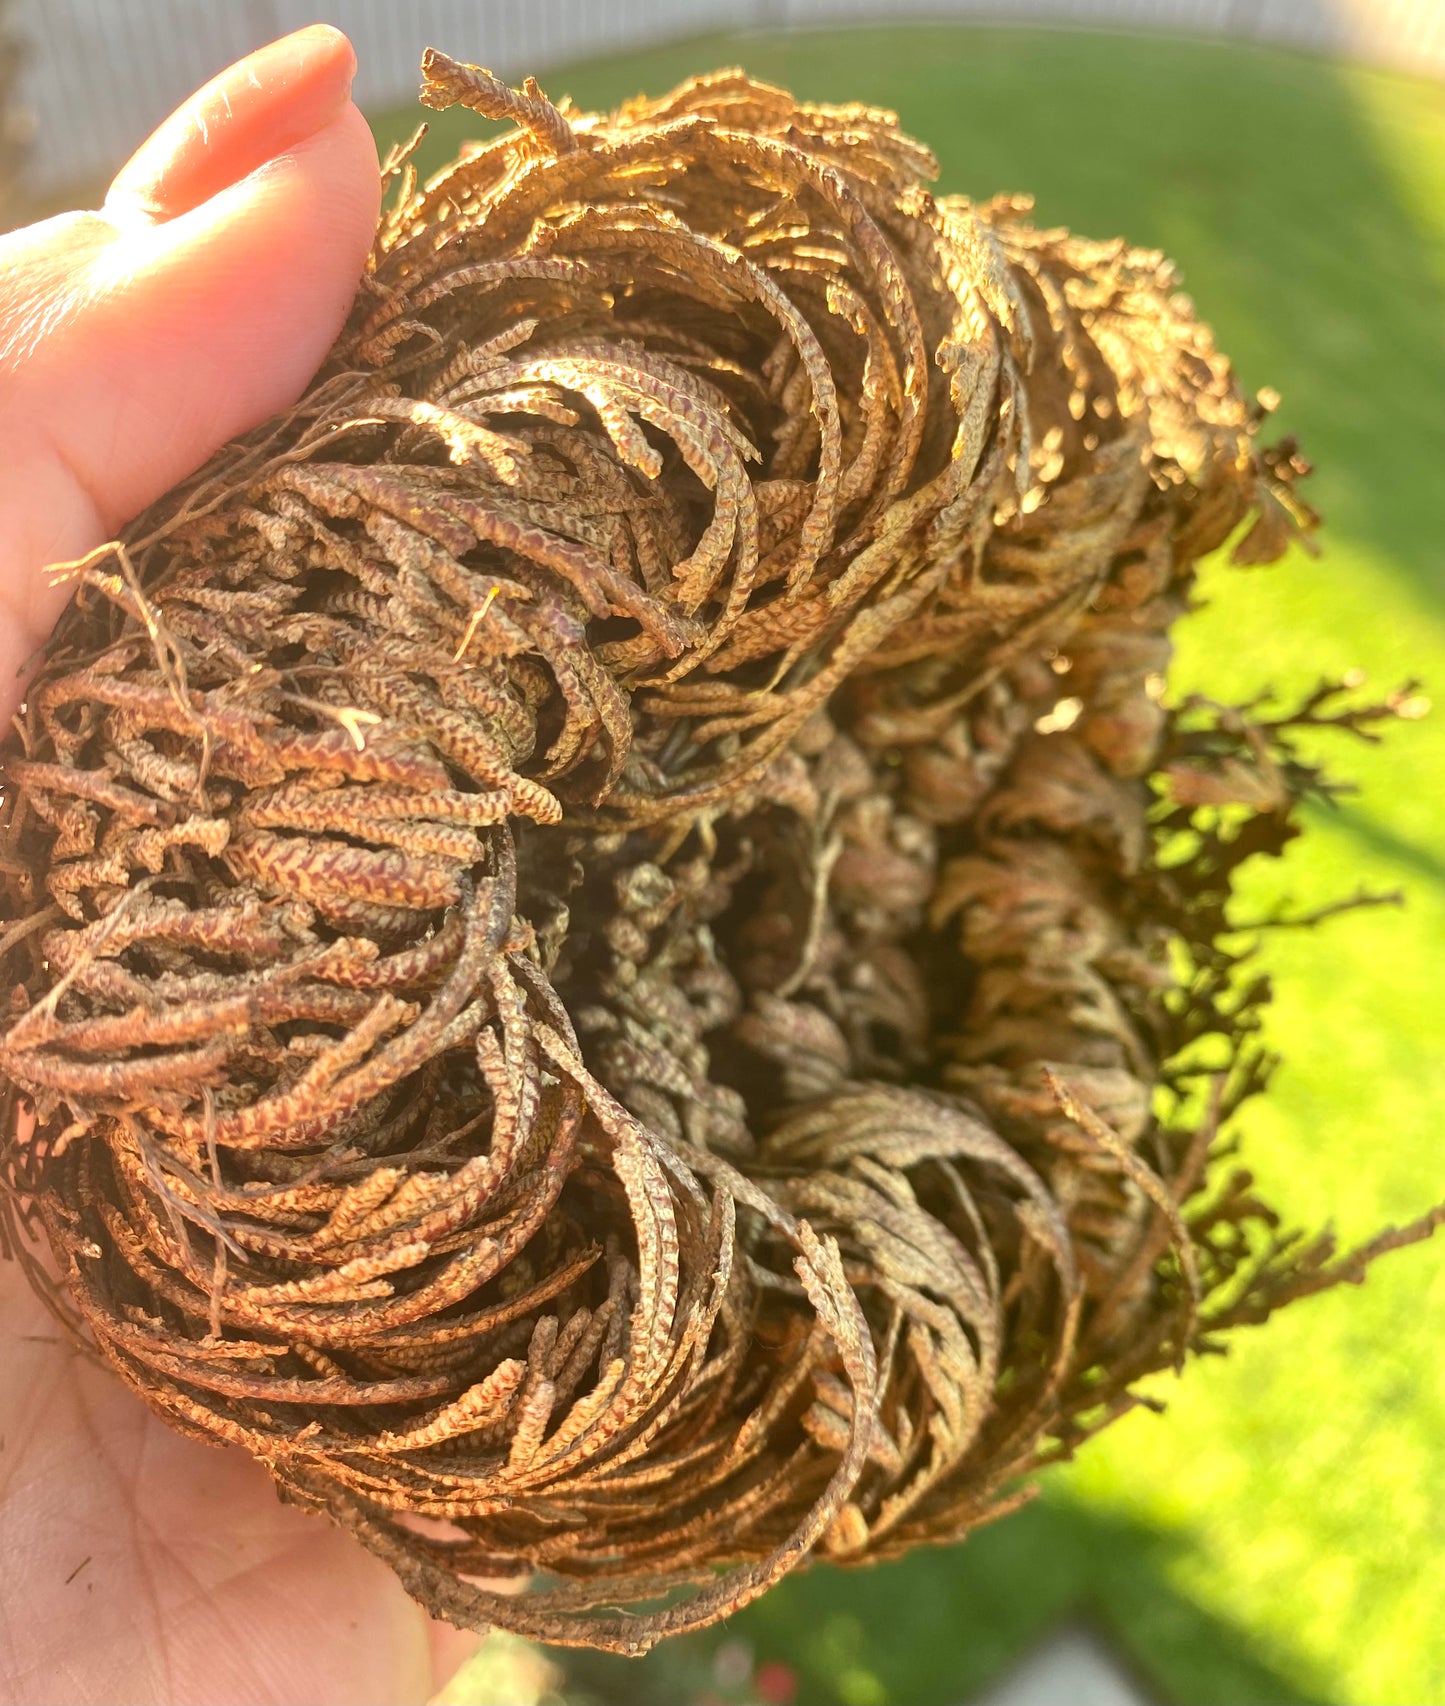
[12,0,1445,199]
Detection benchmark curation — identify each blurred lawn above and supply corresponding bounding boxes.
[375,26,1445,1706]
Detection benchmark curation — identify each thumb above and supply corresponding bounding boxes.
[0,24,381,712]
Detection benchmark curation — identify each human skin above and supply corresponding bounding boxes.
[0,27,479,1705]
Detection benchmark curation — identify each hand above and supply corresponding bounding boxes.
[0,29,476,1704]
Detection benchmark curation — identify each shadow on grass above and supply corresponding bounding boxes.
[1320,801,1445,888]
[552,1495,1328,1706]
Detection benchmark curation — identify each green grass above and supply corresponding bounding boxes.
[374,26,1445,1705]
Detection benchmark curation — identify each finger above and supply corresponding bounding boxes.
[0,39,380,722]
[106,24,359,226]
[427,1620,483,1697]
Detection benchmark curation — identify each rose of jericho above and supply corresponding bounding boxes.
[0,54,1437,1653]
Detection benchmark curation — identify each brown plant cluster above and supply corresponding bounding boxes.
[0,55,1438,1653]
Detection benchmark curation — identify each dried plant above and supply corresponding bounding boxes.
[0,53,1438,1654]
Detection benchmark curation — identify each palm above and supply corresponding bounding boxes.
[0,26,458,1702]
[0,1256,465,1706]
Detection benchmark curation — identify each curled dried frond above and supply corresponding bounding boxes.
[0,54,1434,1653]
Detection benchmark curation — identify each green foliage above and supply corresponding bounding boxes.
[376,26,1445,1705]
